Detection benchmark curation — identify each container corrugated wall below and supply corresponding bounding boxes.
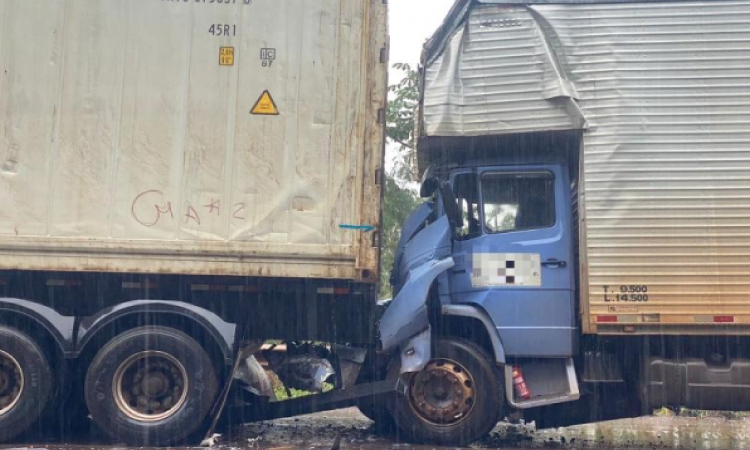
[0,0,387,281]
[422,0,750,333]
[422,5,581,136]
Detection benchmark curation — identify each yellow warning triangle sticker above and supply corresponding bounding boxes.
[251,90,280,115]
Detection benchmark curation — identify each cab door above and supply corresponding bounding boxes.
[449,166,576,358]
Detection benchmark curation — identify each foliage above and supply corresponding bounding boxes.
[380,175,419,298]
[273,383,333,401]
[386,63,420,181]
[380,63,421,298]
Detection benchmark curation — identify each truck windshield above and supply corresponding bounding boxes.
[482,172,556,233]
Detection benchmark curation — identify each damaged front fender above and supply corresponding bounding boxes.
[379,213,453,373]
[378,256,454,358]
[399,328,432,373]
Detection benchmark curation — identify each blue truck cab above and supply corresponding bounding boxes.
[447,164,576,359]
[376,161,581,445]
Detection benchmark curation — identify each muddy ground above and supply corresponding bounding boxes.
[4,408,750,450]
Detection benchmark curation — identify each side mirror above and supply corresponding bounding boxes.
[420,177,439,198]
[439,181,464,230]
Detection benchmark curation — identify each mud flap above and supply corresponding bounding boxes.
[505,358,580,409]
[235,355,275,398]
[204,342,264,441]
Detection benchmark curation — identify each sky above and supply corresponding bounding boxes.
[389,0,456,79]
[386,0,457,174]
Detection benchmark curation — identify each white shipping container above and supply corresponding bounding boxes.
[0,0,388,281]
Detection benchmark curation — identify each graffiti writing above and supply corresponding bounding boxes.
[131,190,246,227]
[131,190,174,227]
[233,202,246,220]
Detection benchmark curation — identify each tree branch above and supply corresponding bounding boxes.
[388,137,415,150]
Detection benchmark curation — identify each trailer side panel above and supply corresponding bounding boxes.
[0,0,387,281]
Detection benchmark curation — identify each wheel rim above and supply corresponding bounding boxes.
[0,350,24,416]
[113,351,189,422]
[407,358,476,426]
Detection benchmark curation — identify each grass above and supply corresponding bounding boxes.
[654,407,750,420]
[268,369,334,401]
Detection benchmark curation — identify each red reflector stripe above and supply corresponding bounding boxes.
[714,316,735,323]
[122,282,159,290]
[46,280,82,287]
[597,315,618,323]
[318,287,351,295]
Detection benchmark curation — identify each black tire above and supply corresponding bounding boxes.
[388,338,502,446]
[0,326,53,443]
[357,395,397,432]
[85,326,219,446]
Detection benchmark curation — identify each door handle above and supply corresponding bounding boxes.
[542,259,567,269]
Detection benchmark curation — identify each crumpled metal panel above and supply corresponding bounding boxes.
[424,1,750,332]
[391,202,434,291]
[0,0,387,280]
[422,5,584,136]
[424,0,723,66]
[379,215,453,352]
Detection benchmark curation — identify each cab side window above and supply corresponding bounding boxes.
[482,172,555,234]
[453,174,481,240]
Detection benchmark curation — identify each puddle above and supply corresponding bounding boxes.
[4,408,750,450]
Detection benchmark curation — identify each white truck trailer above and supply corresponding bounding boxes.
[0,0,388,445]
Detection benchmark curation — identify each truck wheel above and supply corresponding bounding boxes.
[388,338,502,446]
[357,395,396,432]
[85,326,219,446]
[0,326,53,443]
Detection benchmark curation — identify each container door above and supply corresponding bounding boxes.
[449,166,576,358]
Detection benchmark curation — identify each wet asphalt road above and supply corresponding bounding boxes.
[4,408,750,450]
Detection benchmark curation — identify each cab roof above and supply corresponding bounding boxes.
[425,0,716,64]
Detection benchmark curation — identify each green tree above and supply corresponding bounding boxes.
[380,64,420,298]
[380,176,419,298]
[386,63,420,180]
